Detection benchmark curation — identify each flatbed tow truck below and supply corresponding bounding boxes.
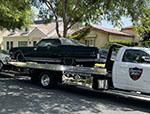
[1,44,150,102]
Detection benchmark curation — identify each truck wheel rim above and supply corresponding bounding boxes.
[41,74,50,87]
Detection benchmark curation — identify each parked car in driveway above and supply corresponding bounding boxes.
[9,38,99,67]
[97,48,117,63]
[0,50,11,70]
[98,48,108,63]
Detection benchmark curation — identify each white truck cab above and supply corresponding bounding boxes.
[113,46,150,94]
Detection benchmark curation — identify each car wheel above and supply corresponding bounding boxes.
[62,58,75,66]
[16,52,25,62]
[0,61,4,70]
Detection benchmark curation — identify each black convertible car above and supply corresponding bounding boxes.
[10,38,99,67]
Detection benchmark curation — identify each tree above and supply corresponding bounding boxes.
[0,0,31,30]
[31,0,149,38]
[136,7,150,41]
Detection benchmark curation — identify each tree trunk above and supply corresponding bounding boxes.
[62,0,68,38]
[45,1,61,37]
[55,16,61,37]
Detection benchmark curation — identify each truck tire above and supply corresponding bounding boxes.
[39,71,62,89]
[92,77,98,90]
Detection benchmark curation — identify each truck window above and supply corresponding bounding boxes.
[122,49,150,63]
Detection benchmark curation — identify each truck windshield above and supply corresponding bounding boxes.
[37,39,61,47]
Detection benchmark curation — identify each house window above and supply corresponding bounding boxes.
[6,41,13,50]
[85,39,95,46]
[85,40,88,45]
[33,41,37,46]
[18,41,28,47]
[6,41,9,50]
[10,41,13,49]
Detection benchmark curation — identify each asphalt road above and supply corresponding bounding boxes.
[0,74,150,114]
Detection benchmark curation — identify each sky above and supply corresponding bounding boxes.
[100,17,132,29]
[32,6,133,29]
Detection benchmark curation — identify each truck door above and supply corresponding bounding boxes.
[115,49,150,93]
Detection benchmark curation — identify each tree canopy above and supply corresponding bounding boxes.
[135,7,150,41]
[0,0,31,30]
[30,0,149,37]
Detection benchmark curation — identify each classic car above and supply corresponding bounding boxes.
[9,38,99,67]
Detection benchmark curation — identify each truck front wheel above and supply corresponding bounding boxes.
[40,73,54,88]
[39,71,62,89]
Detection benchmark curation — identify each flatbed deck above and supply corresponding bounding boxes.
[8,62,107,76]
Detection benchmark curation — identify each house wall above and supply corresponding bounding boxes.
[2,28,47,50]
[109,34,134,42]
[121,28,140,43]
[2,36,43,50]
[79,29,133,48]
[3,36,28,50]
[79,29,109,48]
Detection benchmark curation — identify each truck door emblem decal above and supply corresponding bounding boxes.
[129,68,143,81]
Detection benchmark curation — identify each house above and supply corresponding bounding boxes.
[75,25,135,48]
[2,27,47,50]
[0,21,137,50]
[121,26,141,42]
[1,20,76,50]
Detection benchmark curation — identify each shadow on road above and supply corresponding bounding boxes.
[0,74,150,114]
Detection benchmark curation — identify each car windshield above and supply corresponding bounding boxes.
[37,39,61,47]
[61,38,86,46]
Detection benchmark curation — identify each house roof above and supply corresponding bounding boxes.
[0,30,11,37]
[1,20,76,38]
[91,25,134,37]
[1,21,60,38]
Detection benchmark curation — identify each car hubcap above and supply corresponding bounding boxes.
[63,58,74,65]
[16,53,24,62]
[41,74,50,87]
